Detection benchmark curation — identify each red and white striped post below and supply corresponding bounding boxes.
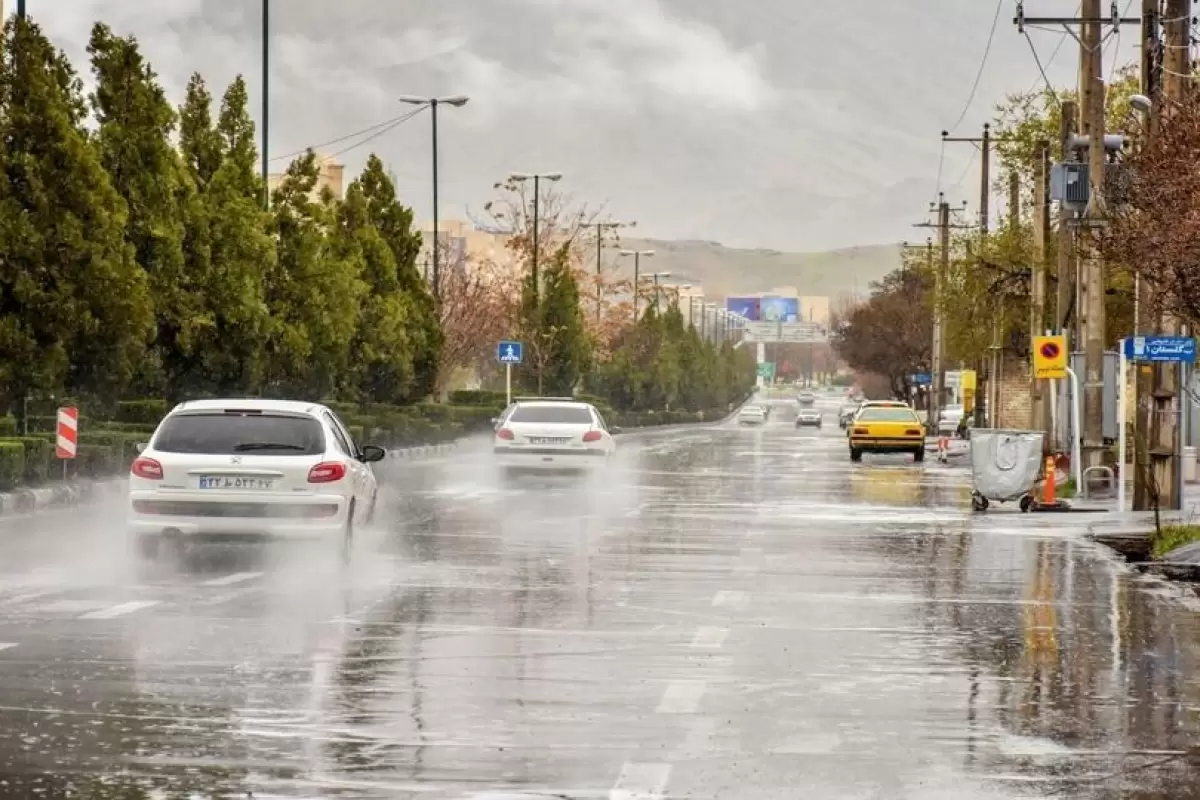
[56,406,77,480]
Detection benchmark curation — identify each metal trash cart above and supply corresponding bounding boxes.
[969,429,1045,512]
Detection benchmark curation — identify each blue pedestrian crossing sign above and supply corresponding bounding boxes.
[496,340,524,364]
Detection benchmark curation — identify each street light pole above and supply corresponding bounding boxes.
[400,95,470,304]
[262,0,268,209]
[510,172,563,307]
[594,221,627,326]
[619,250,655,321]
[647,272,672,311]
[17,0,25,18]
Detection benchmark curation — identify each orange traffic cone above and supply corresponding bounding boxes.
[1042,454,1056,504]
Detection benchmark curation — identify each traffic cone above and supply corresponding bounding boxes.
[1042,454,1056,504]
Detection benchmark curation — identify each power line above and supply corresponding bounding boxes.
[327,108,424,159]
[946,0,1005,133]
[269,107,426,164]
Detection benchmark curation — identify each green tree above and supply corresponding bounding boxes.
[88,23,201,400]
[0,17,153,410]
[356,155,440,403]
[265,150,366,398]
[174,75,275,396]
[519,246,591,395]
[334,178,417,402]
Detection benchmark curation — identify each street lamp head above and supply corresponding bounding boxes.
[544,172,563,181]
[397,95,430,105]
[441,95,470,107]
[510,171,562,182]
[1129,94,1152,114]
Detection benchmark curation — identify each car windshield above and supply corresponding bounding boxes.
[509,405,594,424]
[153,412,325,455]
[857,408,920,423]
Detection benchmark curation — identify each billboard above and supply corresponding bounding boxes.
[726,296,761,321]
[760,295,800,322]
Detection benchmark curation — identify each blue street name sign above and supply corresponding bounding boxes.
[910,372,932,386]
[1122,336,1197,364]
[496,340,524,364]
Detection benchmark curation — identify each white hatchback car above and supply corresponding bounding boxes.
[128,399,385,554]
[492,398,617,473]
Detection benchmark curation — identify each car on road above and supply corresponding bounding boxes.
[795,408,822,428]
[738,404,767,426]
[492,398,617,474]
[847,401,926,463]
[128,399,385,557]
[796,391,816,407]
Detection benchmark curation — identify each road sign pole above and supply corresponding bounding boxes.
[506,363,512,407]
[1118,342,1127,512]
[1065,367,1083,491]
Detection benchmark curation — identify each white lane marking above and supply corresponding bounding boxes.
[611,762,672,800]
[656,680,707,714]
[79,600,159,620]
[712,590,747,608]
[689,626,729,649]
[0,643,17,652]
[734,546,763,575]
[201,571,264,587]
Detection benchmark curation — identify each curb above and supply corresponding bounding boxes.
[384,441,460,461]
[0,477,127,519]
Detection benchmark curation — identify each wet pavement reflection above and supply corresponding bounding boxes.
[0,396,1198,797]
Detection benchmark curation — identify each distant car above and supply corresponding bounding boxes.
[128,399,385,558]
[796,392,816,406]
[492,398,617,474]
[795,408,822,428]
[739,405,767,426]
[847,401,926,463]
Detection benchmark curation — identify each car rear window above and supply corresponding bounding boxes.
[508,405,594,424]
[153,412,325,455]
[857,408,920,423]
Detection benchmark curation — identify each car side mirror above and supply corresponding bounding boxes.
[360,444,386,463]
[135,442,147,454]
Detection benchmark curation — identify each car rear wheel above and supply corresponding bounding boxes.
[850,448,862,462]
[913,447,925,463]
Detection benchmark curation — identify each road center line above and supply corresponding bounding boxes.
[79,600,159,620]
[689,626,729,649]
[656,680,707,714]
[712,590,748,608]
[610,762,672,800]
[201,571,264,587]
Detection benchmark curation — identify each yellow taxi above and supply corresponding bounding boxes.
[848,400,926,463]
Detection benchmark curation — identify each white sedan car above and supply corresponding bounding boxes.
[738,404,767,425]
[492,399,617,473]
[128,399,385,556]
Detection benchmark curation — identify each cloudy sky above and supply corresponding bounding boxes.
[30,0,1140,252]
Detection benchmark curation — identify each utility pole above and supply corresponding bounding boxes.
[594,221,626,326]
[1079,0,1108,474]
[942,124,998,425]
[1134,0,1161,510]
[1150,0,1189,510]
[913,198,974,427]
[1031,140,1051,437]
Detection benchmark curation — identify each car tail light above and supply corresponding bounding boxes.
[582,430,602,443]
[905,428,923,436]
[131,457,163,480]
[853,427,868,435]
[496,428,515,440]
[307,462,346,483]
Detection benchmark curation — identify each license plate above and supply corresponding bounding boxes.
[529,437,567,445]
[198,476,275,490]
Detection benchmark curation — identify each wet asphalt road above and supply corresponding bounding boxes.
[1,394,1200,798]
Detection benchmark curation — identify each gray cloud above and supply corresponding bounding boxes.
[31,0,1140,251]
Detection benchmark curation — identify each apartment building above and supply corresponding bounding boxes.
[267,150,345,201]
